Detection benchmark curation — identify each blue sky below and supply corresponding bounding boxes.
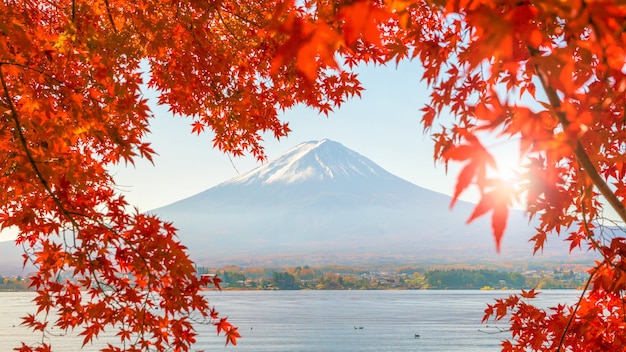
[4,60,519,242]
[112,60,523,212]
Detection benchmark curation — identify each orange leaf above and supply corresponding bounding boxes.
[451,161,476,208]
[490,201,508,252]
[215,317,232,335]
[466,182,511,252]
[520,288,539,299]
[225,326,241,346]
[339,1,388,47]
[191,121,205,135]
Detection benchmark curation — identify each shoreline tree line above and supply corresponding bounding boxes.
[201,266,588,291]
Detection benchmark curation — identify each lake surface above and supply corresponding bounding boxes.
[0,290,581,351]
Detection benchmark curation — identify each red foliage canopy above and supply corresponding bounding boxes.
[2,0,626,351]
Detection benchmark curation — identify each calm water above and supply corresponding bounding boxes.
[0,290,581,351]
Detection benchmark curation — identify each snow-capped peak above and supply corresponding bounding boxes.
[223,139,388,186]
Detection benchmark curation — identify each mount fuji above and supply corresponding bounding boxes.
[152,139,589,266]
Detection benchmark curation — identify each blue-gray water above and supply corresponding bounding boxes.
[0,290,580,351]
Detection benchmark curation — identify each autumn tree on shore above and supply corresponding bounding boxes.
[1,0,625,351]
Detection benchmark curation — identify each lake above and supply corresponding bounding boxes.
[0,290,581,351]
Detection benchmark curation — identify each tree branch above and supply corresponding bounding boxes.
[532,56,626,224]
[104,0,118,33]
[556,200,614,351]
[556,265,595,351]
[0,65,79,229]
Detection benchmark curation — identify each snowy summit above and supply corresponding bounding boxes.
[223,139,387,186]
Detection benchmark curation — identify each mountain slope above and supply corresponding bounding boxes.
[153,139,591,266]
[0,241,31,275]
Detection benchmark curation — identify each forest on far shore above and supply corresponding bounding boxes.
[0,265,589,292]
[199,265,589,291]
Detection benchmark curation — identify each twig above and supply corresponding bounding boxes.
[556,266,595,351]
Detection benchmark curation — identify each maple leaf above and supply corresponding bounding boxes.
[215,317,232,335]
[191,121,205,135]
[443,136,496,208]
[465,188,510,252]
[339,1,388,47]
[212,275,222,290]
[520,289,539,299]
[225,326,241,346]
[209,306,219,320]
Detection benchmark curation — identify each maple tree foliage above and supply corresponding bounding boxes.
[0,0,352,350]
[403,2,626,351]
[2,0,626,351]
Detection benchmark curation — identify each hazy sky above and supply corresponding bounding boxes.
[111,60,522,212]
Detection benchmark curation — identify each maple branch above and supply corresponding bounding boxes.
[218,5,263,29]
[556,265,595,352]
[103,0,118,33]
[556,201,615,351]
[0,61,68,92]
[217,10,246,44]
[531,55,626,224]
[0,68,125,329]
[227,153,240,174]
[0,65,82,231]
[0,61,95,116]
